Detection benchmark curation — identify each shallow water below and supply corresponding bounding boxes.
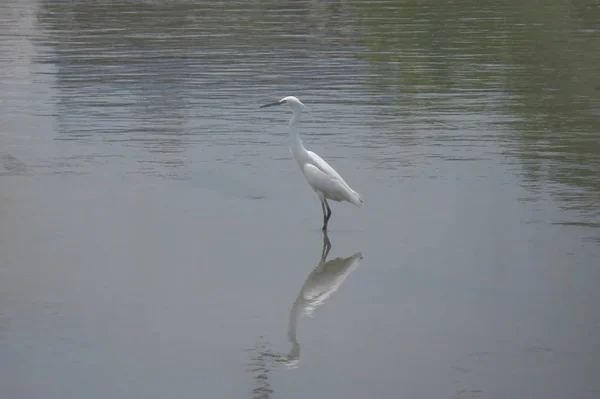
[1,1,599,398]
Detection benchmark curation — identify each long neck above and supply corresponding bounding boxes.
[289,110,307,157]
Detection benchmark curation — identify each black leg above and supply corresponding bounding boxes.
[320,200,327,230]
[322,199,332,232]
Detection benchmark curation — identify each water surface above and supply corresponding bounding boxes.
[1,1,599,398]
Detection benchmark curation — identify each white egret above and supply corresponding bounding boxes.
[260,96,363,231]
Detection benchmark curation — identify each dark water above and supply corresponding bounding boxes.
[1,1,599,398]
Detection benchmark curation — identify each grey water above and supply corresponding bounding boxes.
[1,1,599,398]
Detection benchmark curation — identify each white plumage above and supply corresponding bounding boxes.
[260,96,363,230]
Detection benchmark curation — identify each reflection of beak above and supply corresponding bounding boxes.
[278,343,300,369]
[260,101,282,108]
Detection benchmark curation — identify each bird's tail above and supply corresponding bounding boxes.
[349,190,364,207]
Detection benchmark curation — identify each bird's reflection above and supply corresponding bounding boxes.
[279,232,363,368]
[247,233,362,398]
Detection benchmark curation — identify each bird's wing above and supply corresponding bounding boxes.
[306,151,363,206]
[303,164,355,203]
[306,151,350,187]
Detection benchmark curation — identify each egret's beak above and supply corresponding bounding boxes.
[260,101,282,108]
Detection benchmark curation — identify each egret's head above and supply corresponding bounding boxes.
[260,96,306,112]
